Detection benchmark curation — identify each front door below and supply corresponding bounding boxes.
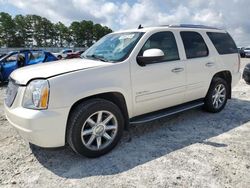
[2,53,18,81]
[131,31,186,117]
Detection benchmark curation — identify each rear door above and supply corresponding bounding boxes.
[180,31,216,102]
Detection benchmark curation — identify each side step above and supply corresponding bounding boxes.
[129,99,204,124]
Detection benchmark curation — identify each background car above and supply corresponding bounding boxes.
[238,47,245,58]
[0,53,6,59]
[244,47,250,58]
[243,63,250,84]
[66,50,85,59]
[0,50,58,83]
[53,49,73,59]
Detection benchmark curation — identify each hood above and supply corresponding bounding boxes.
[11,58,111,85]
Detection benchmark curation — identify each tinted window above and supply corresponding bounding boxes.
[28,51,45,61]
[139,31,179,62]
[207,32,238,55]
[181,31,209,59]
[63,50,72,54]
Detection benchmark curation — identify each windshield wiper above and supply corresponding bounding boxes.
[86,54,108,62]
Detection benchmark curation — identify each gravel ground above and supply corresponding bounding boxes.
[0,59,250,188]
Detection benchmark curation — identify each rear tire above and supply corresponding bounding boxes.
[204,77,228,113]
[67,99,124,158]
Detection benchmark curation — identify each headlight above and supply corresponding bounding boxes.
[22,79,50,110]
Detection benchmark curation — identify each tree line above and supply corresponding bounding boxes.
[0,12,113,48]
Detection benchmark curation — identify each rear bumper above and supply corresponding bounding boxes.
[4,103,69,148]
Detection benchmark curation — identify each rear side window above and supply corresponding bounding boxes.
[207,32,238,55]
[139,31,180,62]
[181,31,209,59]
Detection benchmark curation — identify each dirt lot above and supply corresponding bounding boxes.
[0,59,250,188]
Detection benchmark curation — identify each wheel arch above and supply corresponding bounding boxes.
[210,70,232,99]
[66,92,130,135]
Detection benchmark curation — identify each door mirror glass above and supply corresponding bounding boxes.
[137,48,165,66]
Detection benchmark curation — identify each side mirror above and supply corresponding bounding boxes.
[137,49,165,66]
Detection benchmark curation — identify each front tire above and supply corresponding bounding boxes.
[204,77,228,113]
[67,99,124,158]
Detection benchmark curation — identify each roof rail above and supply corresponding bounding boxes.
[162,24,220,30]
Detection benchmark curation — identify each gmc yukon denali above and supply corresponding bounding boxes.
[4,25,241,157]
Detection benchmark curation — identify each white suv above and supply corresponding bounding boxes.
[4,25,241,158]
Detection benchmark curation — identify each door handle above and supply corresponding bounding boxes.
[172,68,184,73]
[206,62,215,67]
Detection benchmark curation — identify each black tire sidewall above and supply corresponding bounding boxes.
[204,77,228,113]
[67,99,124,158]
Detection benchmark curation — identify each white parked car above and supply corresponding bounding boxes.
[53,49,73,59]
[4,25,241,158]
[244,47,250,57]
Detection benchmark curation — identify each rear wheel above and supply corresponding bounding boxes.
[204,77,228,113]
[67,99,124,158]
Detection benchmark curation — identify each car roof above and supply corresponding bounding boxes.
[19,49,44,53]
[113,24,226,34]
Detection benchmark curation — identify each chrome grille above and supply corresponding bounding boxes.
[5,79,19,107]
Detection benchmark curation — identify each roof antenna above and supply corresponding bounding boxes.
[138,24,143,29]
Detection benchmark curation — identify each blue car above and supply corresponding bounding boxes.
[0,50,58,83]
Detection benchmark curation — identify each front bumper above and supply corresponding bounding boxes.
[4,103,69,148]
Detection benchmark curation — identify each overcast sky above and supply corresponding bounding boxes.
[0,0,249,46]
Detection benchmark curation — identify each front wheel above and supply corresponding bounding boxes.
[67,99,124,158]
[204,77,228,113]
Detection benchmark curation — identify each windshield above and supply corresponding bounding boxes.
[245,48,250,50]
[0,54,8,62]
[82,32,144,62]
[0,52,17,62]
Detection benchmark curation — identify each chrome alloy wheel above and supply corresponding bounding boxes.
[81,111,118,151]
[212,84,226,109]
